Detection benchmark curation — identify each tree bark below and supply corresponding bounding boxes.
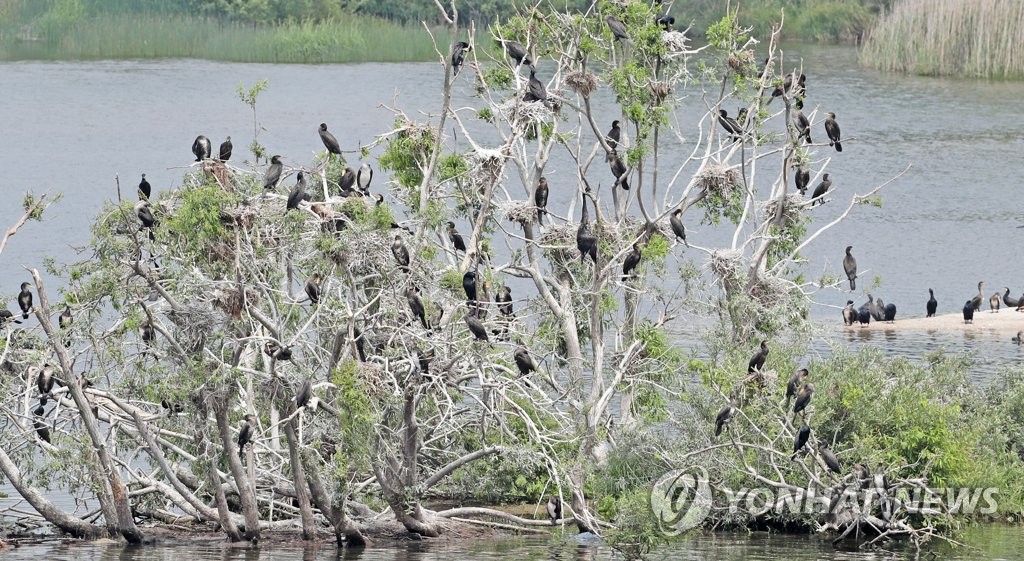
[0,445,103,538]
[305,453,367,547]
[213,399,261,542]
[282,413,317,540]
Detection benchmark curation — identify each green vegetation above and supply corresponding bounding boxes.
[861,0,1024,79]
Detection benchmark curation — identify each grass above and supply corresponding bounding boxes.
[0,12,452,63]
[860,0,1024,78]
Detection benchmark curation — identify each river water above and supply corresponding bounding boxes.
[1,45,1023,557]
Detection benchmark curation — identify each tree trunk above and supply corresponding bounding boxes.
[213,400,261,542]
[305,453,367,547]
[282,414,316,540]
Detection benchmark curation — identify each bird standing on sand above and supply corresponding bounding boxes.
[971,281,984,311]
[927,289,938,317]
[962,300,975,324]
[842,301,855,326]
[990,292,1001,313]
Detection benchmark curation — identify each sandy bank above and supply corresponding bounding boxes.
[839,308,1024,338]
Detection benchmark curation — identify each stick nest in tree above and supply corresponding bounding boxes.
[697,164,741,197]
[762,193,804,225]
[499,200,539,225]
[565,71,598,97]
[662,30,690,54]
[709,249,744,284]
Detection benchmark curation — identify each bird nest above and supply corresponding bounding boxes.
[662,30,690,54]
[709,249,744,284]
[212,286,260,320]
[496,96,554,131]
[697,164,741,196]
[761,193,804,225]
[166,302,219,352]
[342,230,392,275]
[500,199,539,225]
[565,71,598,97]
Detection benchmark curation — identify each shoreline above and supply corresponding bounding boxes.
[839,308,1024,337]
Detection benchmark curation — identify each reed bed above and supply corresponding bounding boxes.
[860,0,1024,79]
[0,13,451,63]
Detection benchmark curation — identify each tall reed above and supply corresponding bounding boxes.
[860,0,1024,79]
[0,13,451,63]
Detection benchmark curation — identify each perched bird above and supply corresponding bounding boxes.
[748,340,769,373]
[286,172,310,213]
[357,163,373,195]
[465,308,489,343]
[141,321,156,350]
[192,135,212,161]
[18,282,33,319]
[319,123,342,157]
[843,246,857,290]
[576,190,598,265]
[514,346,537,376]
[794,166,810,195]
[406,287,429,329]
[971,281,984,311]
[793,74,807,109]
[810,173,831,206]
[337,167,357,196]
[769,72,794,102]
[135,201,157,240]
[842,300,856,326]
[546,496,562,525]
[535,177,549,224]
[417,346,434,374]
[793,383,815,415]
[669,209,687,246]
[237,414,256,455]
[786,368,808,407]
[447,221,467,254]
[219,136,233,161]
[304,273,321,305]
[295,378,313,409]
[791,425,811,459]
[264,341,292,361]
[824,112,842,152]
[59,306,72,346]
[34,418,51,444]
[496,286,513,317]
[463,270,478,303]
[963,300,975,324]
[819,444,842,474]
[857,304,871,327]
[610,151,629,190]
[33,403,45,417]
[718,109,743,141]
[883,301,897,323]
[714,400,737,436]
[793,110,811,143]
[605,15,628,42]
[503,40,531,68]
[138,173,151,200]
[606,120,621,153]
[451,41,472,77]
[1002,287,1020,308]
[37,364,55,398]
[263,155,283,190]
[622,243,642,281]
[0,310,19,326]
[927,289,938,317]
[656,14,675,30]
[523,69,547,102]
[391,235,411,270]
[990,292,1001,313]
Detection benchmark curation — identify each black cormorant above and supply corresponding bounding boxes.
[656,14,675,30]
[748,340,769,373]
[338,166,357,196]
[1002,287,1020,308]
[535,177,549,224]
[141,321,155,349]
[867,294,884,321]
[263,155,283,190]
[622,242,642,281]
[842,300,855,326]
[883,301,897,323]
[451,41,472,77]
[18,282,32,319]
[963,300,975,324]
[0,310,18,326]
[819,444,842,474]
[715,400,736,436]
[794,166,810,195]
[971,281,984,311]
[793,383,814,415]
[192,135,212,161]
[463,270,478,302]
[610,151,629,190]
[927,289,938,317]
[605,15,628,41]
[792,424,811,459]
[406,287,429,329]
[59,306,72,330]
[34,418,51,444]
[391,235,411,270]
[504,40,531,67]
[319,123,342,156]
[138,173,151,200]
[295,378,312,409]
[794,110,811,143]
[33,403,45,417]
[576,190,598,265]
[990,292,1001,313]
[135,201,157,240]
[718,109,743,141]
[786,368,808,407]
[810,173,831,206]
[357,163,373,195]
[546,496,562,525]
[238,414,256,455]
[305,273,321,305]
[264,340,292,361]
[524,69,547,102]
[858,304,871,327]
[769,72,793,103]
[794,74,807,109]
[465,308,489,343]
[219,136,232,161]
[606,120,621,152]
[514,346,537,376]
[286,172,310,213]
[670,209,687,246]
[37,364,55,398]
[843,245,857,290]
[447,221,467,254]
[496,286,513,317]
[824,112,842,152]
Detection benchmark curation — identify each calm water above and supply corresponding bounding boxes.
[1,46,1023,556]
[3,525,1022,560]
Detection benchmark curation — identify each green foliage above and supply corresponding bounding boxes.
[438,153,469,183]
[164,182,234,249]
[378,122,435,191]
[331,360,375,472]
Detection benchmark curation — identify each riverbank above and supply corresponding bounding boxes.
[843,308,1024,336]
